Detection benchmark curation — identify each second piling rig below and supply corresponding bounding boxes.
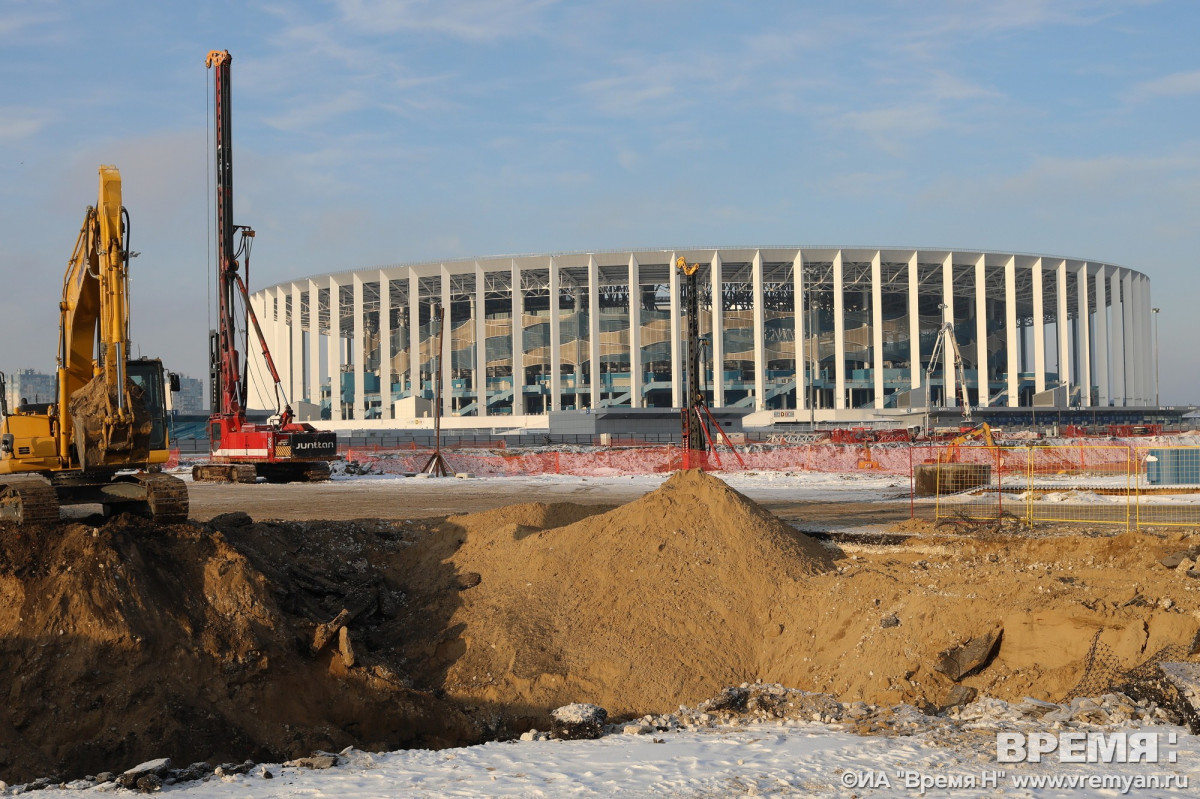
[676,257,744,470]
[193,50,337,484]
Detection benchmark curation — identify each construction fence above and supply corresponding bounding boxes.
[925,443,1200,530]
[168,437,1200,530]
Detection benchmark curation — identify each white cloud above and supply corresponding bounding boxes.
[261,88,373,132]
[0,108,48,142]
[997,150,1200,197]
[911,0,1133,39]
[1125,70,1200,102]
[832,104,949,153]
[0,7,62,41]
[331,0,559,41]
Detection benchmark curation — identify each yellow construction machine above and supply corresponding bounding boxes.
[0,166,188,524]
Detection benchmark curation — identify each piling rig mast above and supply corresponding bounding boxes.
[676,257,744,470]
[193,49,337,484]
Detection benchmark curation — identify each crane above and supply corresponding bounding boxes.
[0,166,187,523]
[192,50,337,483]
[924,317,972,434]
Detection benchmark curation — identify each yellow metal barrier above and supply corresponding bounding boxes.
[921,443,1200,531]
[1024,444,1133,529]
[1134,445,1200,528]
[929,445,1020,524]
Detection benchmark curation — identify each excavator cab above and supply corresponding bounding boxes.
[126,358,173,463]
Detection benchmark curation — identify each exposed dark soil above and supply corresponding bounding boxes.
[0,511,478,783]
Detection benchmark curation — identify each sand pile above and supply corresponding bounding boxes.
[425,469,834,717]
[0,513,476,783]
[401,470,1199,728]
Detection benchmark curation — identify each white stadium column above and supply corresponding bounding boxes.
[628,255,641,409]
[1094,266,1109,406]
[908,252,920,392]
[793,250,806,411]
[1110,270,1125,406]
[833,250,846,410]
[710,252,725,407]
[511,260,524,416]
[1055,260,1070,402]
[290,283,303,405]
[1136,275,1149,405]
[1032,258,1046,396]
[549,257,561,412]
[1141,276,1153,405]
[408,272,420,408]
[475,262,488,418]
[1132,277,1144,405]
[1076,264,1091,407]
[1122,271,1135,404]
[245,291,266,408]
[941,253,954,408]
[752,250,767,411]
[352,274,365,420]
[379,270,392,420]
[1004,257,1018,407]
[308,279,321,411]
[273,287,289,404]
[588,256,600,409]
[440,265,451,417]
[669,251,681,408]
[974,255,988,407]
[328,276,341,419]
[871,252,884,408]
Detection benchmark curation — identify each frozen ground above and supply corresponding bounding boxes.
[332,469,914,502]
[113,720,1197,798]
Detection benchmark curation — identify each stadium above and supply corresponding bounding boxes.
[246,247,1155,431]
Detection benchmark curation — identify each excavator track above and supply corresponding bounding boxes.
[134,472,189,524]
[256,460,333,483]
[299,461,332,482]
[0,475,62,524]
[192,463,258,484]
[286,461,331,483]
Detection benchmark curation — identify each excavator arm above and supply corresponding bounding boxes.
[56,165,151,468]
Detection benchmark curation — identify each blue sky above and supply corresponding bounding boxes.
[2,0,1199,403]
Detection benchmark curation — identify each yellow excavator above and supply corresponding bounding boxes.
[0,166,188,524]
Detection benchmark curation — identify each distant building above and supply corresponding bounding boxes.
[3,368,55,410]
[3,368,206,416]
[171,374,206,414]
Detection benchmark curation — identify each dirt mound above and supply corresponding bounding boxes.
[4,471,1199,780]
[394,471,1198,730]
[422,470,834,718]
[445,501,610,535]
[0,513,476,783]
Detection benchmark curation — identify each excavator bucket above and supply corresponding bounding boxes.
[67,374,153,469]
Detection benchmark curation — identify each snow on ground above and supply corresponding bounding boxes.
[135,720,1198,798]
[318,469,912,503]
